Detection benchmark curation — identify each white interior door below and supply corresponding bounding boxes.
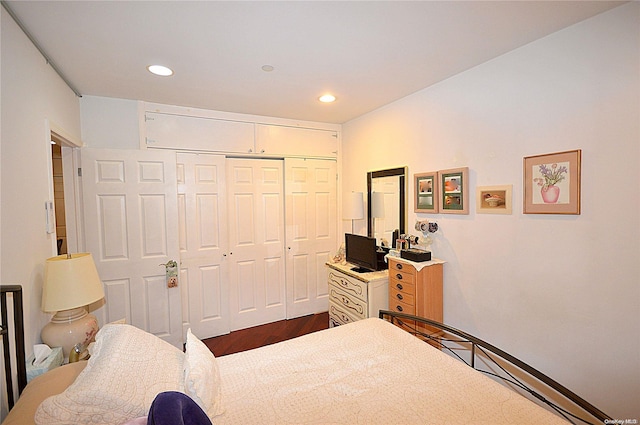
[81,148,182,347]
[284,158,337,319]
[176,153,229,339]
[227,158,286,331]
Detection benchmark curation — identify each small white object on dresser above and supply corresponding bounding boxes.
[326,262,389,327]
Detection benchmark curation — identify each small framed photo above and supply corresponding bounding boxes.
[523,149,581,214]
[439,167,469,214]
[414,172,439,213]
[477,185,512,214]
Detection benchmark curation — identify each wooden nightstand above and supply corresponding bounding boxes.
[388,257,444,327]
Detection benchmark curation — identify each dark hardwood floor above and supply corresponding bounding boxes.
[202,312,329,357]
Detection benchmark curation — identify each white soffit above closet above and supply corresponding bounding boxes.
[5,1,625,124]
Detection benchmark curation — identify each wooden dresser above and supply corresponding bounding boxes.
[325,262,388,327]
[388,257,444,325]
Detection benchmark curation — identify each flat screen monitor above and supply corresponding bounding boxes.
[345,233,378,273]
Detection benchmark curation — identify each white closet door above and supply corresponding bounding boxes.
[227,158,286,331]
[176,153,229,339]
[284,158,337,319]
[81,148,182,347]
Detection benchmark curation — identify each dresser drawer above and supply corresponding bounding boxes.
[389,287,415,306]
[329,286,367,319]
[329,301,361,327]
[389,263,415,285]
[389,278,415,296]
[390,298,415,315]
[327,270,367,303]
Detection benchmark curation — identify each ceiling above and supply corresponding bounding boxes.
[4,1,624,124]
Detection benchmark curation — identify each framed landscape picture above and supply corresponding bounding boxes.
[414,172,438,213]
[523,149,581,214]
[439,167,469,214]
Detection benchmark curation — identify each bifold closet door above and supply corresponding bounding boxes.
[176,153,229,340]
[284,158,337,319]
[81,148,182,348]
[226,158,286,331]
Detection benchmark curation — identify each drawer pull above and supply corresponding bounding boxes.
[396,293,403,300]
[396,283,403,290]
[396,263,403,270]
[396,305,403,312]
[396,273,403,280]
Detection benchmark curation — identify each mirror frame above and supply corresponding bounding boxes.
[367,167,407,240]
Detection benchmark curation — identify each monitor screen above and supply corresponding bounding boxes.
[345,233,378,272]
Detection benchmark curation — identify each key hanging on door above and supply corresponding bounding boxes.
[160,260,179,288]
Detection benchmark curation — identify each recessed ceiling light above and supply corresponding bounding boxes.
[261,65,274,72]
[147,65,174,77]
[319,94,336,103]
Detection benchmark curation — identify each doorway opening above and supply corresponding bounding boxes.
[50,135,67,255]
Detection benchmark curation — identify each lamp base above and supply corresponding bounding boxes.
[41,307,99,361]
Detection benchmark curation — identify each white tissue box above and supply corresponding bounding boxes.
[26,346,64,382]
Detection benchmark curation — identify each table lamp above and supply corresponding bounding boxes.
[343,191,364,234]
[41,253,105,360]
[371,191,385,243]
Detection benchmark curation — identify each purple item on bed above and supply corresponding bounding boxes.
[147,391,212,425]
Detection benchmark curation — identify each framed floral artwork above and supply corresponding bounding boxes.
[414,172,439,213]
[476,185,512,215]
[523,149,581,214]
[438,167,469,214]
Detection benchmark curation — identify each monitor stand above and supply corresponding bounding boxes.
[350,266,373,273]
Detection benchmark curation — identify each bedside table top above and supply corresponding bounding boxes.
[388,255,446,272]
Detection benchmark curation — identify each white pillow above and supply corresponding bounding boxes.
[184,328,223,417]
[35,324,185,425]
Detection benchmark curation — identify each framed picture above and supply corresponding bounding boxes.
[438,167,469,214]
[477,185,512,215]
[523,149,581,214]
[414,172,439,213]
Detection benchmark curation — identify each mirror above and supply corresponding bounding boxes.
[367,167,407,247]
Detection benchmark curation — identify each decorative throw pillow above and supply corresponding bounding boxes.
[184,329,223,418]
[35,324,185,425]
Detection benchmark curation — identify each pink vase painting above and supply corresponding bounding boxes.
[540,185,560,203]
[534,163,567,204]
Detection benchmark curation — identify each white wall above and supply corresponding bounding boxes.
[343,3,639,419]
[0,8,81,415]
[80,96,140,149]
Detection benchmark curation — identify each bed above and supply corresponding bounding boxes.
[1,304,610,425]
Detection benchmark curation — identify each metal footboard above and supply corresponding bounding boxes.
[1,285,27,410]
[379,310,611,425]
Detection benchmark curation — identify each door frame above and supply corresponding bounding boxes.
[47,120,83,256]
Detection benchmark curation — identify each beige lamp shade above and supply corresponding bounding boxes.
[371,192,385,219]
[42,253,105,312]
[343,192,364,220]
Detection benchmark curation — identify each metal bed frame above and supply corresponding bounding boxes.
[379,310,611,425]
[1,285,27,410]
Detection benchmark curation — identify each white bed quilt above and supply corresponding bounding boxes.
[215,318,569,425]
